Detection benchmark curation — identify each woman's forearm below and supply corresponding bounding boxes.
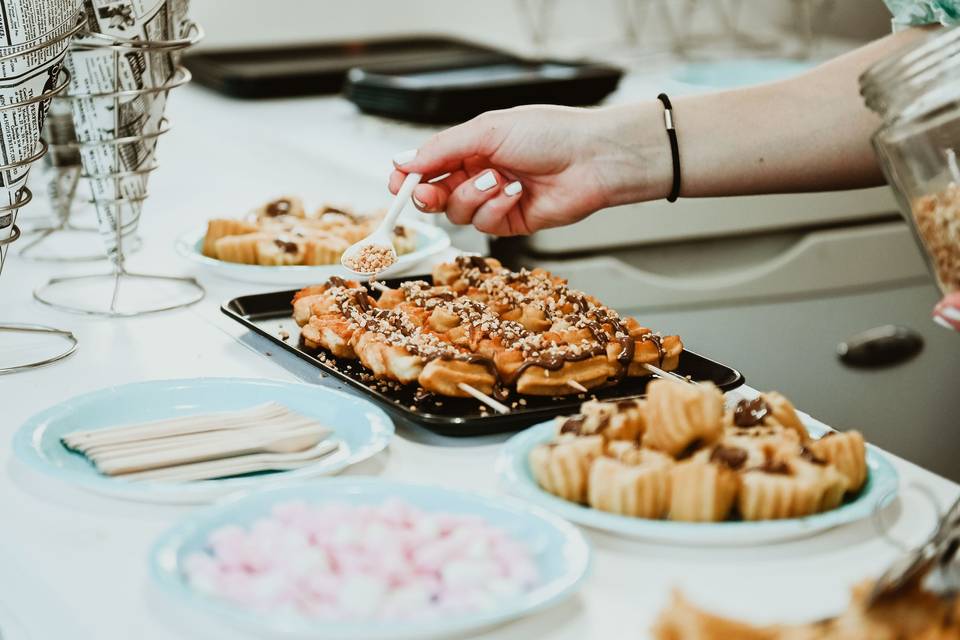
[603,26,936,204]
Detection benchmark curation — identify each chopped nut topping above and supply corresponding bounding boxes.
[344,244,396,274]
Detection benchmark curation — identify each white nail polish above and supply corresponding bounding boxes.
[393,149,417,165]
[933,315,954,330]
[504,181,522,196]
[412,196,427,209]
[474,171,497,192]
[942,306,960,322]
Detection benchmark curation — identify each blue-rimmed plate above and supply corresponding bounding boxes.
[176,220,450,285]
[12,378,394,504]
[496,420,898,545]
[150,478,590,639]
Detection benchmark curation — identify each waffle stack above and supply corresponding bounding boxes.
[291,256,684,400]
[530,382,868,522]
[204,196,417,267]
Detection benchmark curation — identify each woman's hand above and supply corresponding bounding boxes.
[388,104,672,236]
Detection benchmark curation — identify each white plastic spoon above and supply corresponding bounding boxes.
[341,172,422,277]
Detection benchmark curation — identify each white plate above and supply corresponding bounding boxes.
[150,479,590,639]
[12,378,394,504]
[496,419,899,545]
[176,220,450,285]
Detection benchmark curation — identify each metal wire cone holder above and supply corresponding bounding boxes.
[0,20,83,374]
[33,21,205,316]
[17,94,143,263]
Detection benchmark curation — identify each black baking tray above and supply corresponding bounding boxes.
[343,59,623,124]
[222,278,745,436]
[183,36,518,99]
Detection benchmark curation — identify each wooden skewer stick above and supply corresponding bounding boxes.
[644,363,693,384]
[567,380,589,393]
[457,382,510,414]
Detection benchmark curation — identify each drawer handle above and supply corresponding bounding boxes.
[837,325,924,369]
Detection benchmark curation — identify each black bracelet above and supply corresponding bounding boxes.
[656,93,681,202]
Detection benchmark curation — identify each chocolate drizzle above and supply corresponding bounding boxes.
[799,446,827,465]
[317,206,361,223]
[348,289,372,313]
[640,333,665,366]
[265,198,291,217]
[733,398,771,427]
[758,460,791,475]
[455,255,492,274]
[677,439,703,460]
[710,445,748,470]
[319,259,674,404]
[274,238,299,254]
[750,448,792,475]
[560,416,586,434]
[413,388,435,404]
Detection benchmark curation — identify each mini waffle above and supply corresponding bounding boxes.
[531,384,868,522]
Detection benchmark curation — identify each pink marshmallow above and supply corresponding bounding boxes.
[184,499,539,621]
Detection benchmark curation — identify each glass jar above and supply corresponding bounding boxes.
[861,26,960,123]
[861,26,960,295]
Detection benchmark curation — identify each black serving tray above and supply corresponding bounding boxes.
[343,58,623,124]
[184,36,522,99]
[222,278,745,436]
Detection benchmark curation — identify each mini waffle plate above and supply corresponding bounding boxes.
[222,277,745,436]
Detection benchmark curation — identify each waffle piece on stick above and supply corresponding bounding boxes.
[321,285,501,395]
[432,255,503,290]
[353,331,425,384]
[292,278,364,326]
[514,354,618,396]
[419,357,498,397]
[302,313,359,356]
[628,331,684,376]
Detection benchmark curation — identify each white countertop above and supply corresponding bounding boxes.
[1,85,957,640]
